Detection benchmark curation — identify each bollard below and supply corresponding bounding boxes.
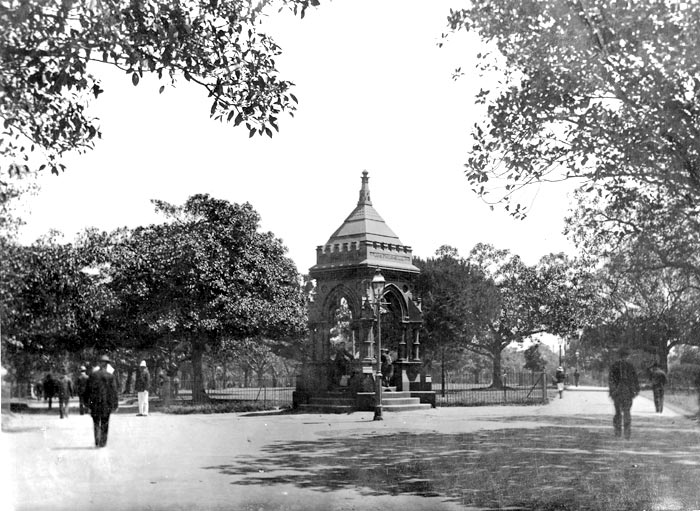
[541,371,549,404]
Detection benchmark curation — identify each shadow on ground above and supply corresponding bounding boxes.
[204,414,700,510]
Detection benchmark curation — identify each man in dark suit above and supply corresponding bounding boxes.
[609,347,640,439]
[649,362,668,413]
[76,366,89,415]
[85,354,119,448]
[56,371,74,419]
[43,372,56,410]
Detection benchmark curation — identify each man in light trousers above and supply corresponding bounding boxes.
[135,360,150,417]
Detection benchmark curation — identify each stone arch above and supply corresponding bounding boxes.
[321,283,362,323]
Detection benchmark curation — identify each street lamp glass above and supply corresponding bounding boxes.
[371,269,385,303]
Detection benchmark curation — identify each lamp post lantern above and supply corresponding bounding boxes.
[371,269,386,421]
[558,338,563,366]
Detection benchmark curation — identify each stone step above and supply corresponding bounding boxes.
[381,391,412,399]
[380,397,419,406]
[382,402,432,412]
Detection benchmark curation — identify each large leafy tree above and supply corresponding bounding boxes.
[449,1,700,218]
[414,245,500,387]
[108,194,307,401]
[449,1,700,284]
[0,230,115,382]
[0,0,318,213]
[466,244,584,387]
[579,247,700,371]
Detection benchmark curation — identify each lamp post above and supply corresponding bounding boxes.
[371,269,386,421]
[558,338,563,366]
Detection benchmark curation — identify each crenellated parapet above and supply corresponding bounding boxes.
[313,240,417,272]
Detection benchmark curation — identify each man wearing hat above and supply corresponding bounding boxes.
[85,355,120,447]
[76,365,90,415]
[555,366,566,399]
[380,348,394,387]
[135,360,151,417]
[56,368,74,419]
[608,347,640,439]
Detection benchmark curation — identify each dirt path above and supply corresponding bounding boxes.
[2,387,699,511]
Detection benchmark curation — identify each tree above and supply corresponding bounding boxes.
[108,194,307,401]
[413,245,500,390]
[465,244,583,388]
[0,0,319,214]
[448,1,700,221]
[579,248,700,371]
[0,229,115,382]
[523,342,547,373]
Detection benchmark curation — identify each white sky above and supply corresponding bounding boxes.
[15,0,577,274]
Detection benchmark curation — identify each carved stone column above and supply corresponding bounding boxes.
[411,327,421,361]
[398,322,408,362]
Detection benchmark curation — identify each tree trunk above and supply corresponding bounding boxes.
[191,342,210,403]
[491,348,503,389]
[441,346,446,397]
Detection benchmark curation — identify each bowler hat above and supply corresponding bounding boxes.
[139,360,147,367]
[99,354,112,363]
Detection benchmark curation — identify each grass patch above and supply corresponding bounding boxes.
[665,390,698,415]
[159,400,289,415]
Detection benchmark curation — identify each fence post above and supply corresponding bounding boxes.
[541,371,549,404]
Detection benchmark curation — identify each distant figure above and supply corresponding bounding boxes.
[574,369,580,387]
[135,360,150,417]
[158,371,166,396]
[380,348,394,387]
[43,373,56,410]
[608,348,640,439]
[56,372,74,419]
[172,374,180,398]
[76,366,89,415]
[555,367,566,399]
[35,378,44,400]
[334,342,353,386]
[85,355,119,448]
[649,363,668,414]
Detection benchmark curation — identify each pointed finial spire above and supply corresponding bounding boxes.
[358,170,372,206]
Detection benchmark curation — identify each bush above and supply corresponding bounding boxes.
[160,401,289,415]
[668,363,700,389]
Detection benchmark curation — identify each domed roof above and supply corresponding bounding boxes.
[325,171,403,246]
[310,171,418,274]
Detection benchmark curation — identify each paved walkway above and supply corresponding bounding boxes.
[2,388,699,511]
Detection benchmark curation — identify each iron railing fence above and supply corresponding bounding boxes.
[166,379,295,406]
[433,371,551,406]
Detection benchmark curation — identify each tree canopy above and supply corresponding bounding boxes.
[0,0,318,215]
[0,229,114,379]
[108,194,307,399]
[449,1,700,217]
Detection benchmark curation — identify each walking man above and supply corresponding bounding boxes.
[608,347,640,439]
[85,355,119,448]
[43,372,56,410]
[57,371,74,419]
[76,366,89,415]
[380,348,394,387]
[135,360,150,417]
[555,366,566,399]
[649,363,667,414]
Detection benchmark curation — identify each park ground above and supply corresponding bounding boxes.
[2,387,700,511]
